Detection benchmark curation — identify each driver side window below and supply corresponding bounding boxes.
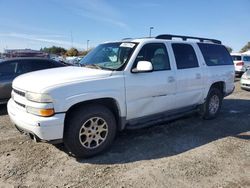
[134,43,171,71]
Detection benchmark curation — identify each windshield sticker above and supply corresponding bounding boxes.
[120,43,135,48]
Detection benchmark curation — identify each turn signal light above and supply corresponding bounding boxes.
[39,109,55,117]
[26,106,55,117]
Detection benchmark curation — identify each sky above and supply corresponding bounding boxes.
[0,0,249,52]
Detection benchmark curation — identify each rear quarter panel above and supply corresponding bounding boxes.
[203,65,235,98]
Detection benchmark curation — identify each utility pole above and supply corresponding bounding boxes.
[70,31,73,47]
[149,27,154,37]
[86,40,90,51]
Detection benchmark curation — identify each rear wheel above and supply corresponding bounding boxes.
[64,105,117,158]
[200,88,223,119]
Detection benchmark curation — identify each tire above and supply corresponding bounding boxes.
[200,87,223,120]
[64,104,117,158]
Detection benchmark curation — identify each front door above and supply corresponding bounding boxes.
[125,43,176,121]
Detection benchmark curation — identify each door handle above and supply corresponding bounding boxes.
[168,76,175,83]
[196,73,201,79]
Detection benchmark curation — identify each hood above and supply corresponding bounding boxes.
[246,70,250,77]
[13,66,112,93]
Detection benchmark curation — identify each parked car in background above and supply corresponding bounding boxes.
[65,56,84,66]
[240,69,250,90]
[231,53,250,76]
[0,57,67,104]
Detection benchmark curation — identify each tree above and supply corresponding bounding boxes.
[65,48,79,56]
[40,46,66,55]
[225,46,233,53]
[78,49,92,56]
[240,42,250,53]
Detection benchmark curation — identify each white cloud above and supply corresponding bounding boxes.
[53,0,128,29]
[0,32,84,49]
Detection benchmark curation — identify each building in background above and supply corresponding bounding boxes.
[3,49,48,58]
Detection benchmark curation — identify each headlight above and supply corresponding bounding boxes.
[26,106,55,117]
[25,92,53,103]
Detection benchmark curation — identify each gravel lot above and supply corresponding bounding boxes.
[0,80,249,188]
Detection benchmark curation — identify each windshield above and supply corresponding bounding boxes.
[79,42,137,70]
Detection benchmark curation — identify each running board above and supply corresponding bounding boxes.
[126,108,199,130]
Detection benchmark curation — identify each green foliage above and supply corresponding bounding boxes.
[240,42,250,53]
[65,48,79,56]
[225,46,233,53]
[40,46,92,57]
[40,46,66,55]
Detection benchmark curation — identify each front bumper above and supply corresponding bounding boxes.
[7,99,65,141]
[241,78,250,90]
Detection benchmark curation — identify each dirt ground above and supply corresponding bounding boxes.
[0,80,249,188]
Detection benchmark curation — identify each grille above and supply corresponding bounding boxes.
[13,89,25,97]
[243,83,250,87]
[14,100,25,108]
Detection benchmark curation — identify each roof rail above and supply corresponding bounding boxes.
[122,38,133,40]
[155,34,221,44]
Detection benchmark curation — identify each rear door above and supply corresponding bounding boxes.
[169,43,204,109]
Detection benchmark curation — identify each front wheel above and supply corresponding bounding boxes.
[64,105,117,158]
[200,88,223,120]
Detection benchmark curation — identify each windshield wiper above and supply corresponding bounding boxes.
[81,64,102,69]
[81,64,114,71]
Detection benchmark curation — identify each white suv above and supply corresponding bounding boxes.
[8,34,235,157]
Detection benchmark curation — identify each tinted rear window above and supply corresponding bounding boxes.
[231,55,242,61]
[172,43,199,69]
[198,43,233,66]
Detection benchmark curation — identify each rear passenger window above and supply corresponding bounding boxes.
[172,43,199,69]
[17,60,34,74]
[198,43,233,66]
[0,61,18,76]
[32,60,54,71]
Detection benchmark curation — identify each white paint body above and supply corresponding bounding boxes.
[8,38,235,141]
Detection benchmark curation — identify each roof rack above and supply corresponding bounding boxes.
[155,34,221,44]
[122,38,133,40]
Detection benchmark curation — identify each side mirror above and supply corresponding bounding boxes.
[132,61,153,73]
